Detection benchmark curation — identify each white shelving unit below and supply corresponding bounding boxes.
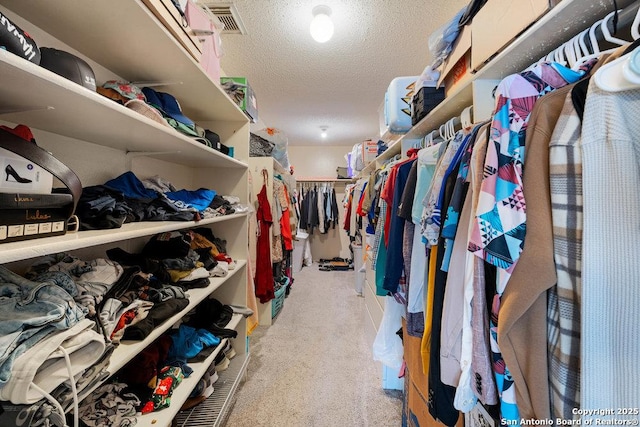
[0,214,248,265]
[0,1,252,426]
[136,315,244,427]
[106,266,247,377]
[362,0,637,178]
[173,351,251,427]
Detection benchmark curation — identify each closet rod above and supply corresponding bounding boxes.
[297,178,353,182]
[584,3,639,49]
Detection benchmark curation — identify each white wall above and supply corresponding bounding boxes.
[288,145,349,179]
[289,145,353,260]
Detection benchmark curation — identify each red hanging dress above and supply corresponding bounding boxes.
[255,170,275,303]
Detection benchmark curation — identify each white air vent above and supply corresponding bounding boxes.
[205,2,247,34]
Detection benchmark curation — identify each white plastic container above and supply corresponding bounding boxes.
[384,76,419,134]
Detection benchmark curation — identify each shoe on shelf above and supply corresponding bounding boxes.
[214,351,230,372]
[205,360,219,383]
[188,378,206,399]
[207,367,219,384]
[222,340,236,360]
[180,373,215,411]
[229,304,254,318]
[201,372,215,398]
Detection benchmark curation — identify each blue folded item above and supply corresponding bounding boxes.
[105,172,216,211]
[168,325,220,361]
[105,171,158,199]
[165,188,216,212]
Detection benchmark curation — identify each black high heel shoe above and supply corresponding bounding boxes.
[5,165,32,183]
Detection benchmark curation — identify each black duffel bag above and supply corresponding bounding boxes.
[0,11,41,64]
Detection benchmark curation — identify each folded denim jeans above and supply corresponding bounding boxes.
[0,267,86,386]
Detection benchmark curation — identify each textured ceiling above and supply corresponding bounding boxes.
[219,0,469,146]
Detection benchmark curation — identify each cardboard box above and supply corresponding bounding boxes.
[403,319,464,427]
[466,402,499,427]
[438,25,472,97]
[141,0,203,61]
[0,148,53,194]
[220,77,258,123]
[471,0,552,72]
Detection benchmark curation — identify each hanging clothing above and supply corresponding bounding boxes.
[468,61,593,269]
[399,162,419,287]
[280,185,294,251]
[343,186,353,235]
[467,61,593,422]
[440,162,474,388]
[441,124,484,272]
[330,188,339,229]
[299,187,308,231]
[255,172,275,303]
[382,158,415,295]
[317,184,326,234]
[420,246,438,375]
[428,149,461,427]
[374,202,388,296]
[421,131,466,246]
[407,143,441,337]
[466,125,499,407]
[581,58,640,419]
[498,83,571,421]
[547,90,585,419]
[447,190,475,412]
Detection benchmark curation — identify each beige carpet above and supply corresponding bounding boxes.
[224,265,402,427]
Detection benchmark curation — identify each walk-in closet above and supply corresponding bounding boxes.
[0,0,638,426]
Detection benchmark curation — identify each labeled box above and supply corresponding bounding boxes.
[362,139,378,164]
[0,193,73,243]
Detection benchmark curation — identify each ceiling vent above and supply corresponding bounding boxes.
[205,2,247,34]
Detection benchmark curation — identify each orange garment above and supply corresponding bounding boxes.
[190,233,220,257]
[421,246,438,375]
[280,185,293,251]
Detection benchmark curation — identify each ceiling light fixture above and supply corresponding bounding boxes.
[320,126,328,139]
[310,5,334,43]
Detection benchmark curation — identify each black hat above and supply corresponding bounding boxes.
[39,47,96,91]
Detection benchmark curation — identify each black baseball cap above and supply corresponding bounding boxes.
[39,47,96,91]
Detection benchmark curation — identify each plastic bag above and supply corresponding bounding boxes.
[414,65,441,90]
[372,296,406,370]
[249,132,275,157]
[428,7,465,69]
[350,143,364,172]
[253,128,290,170]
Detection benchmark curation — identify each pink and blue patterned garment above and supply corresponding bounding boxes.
[468,61,594,422]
